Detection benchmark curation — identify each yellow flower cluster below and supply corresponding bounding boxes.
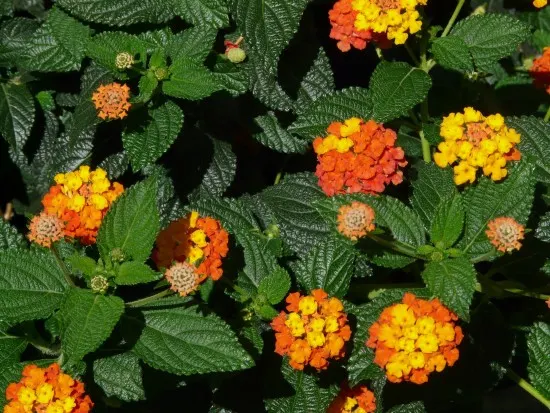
[534,0,547,8]
[434,108,521,185]
[351,0,427,45]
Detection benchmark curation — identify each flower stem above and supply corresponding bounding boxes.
[419,130,432,163]
[441,0,466,38]
[125,289,174,308]
[51,244,74,287]
[544,106,550,122]
[506,368,550,409]
[367,234,421,259]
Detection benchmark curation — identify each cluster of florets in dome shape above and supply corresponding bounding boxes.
[152,211,229,296]
[327,383,376,413]
[486,217,525,253]
[4,363,92,413]
[37,166,124,245]
[534,0,547,8]
[337,201,376,241]
[434,108,521,185]
[92,82,131,120]
[271,289,351,371]
[367,293,463,384]
[530,48,550,94]
[313,118,407,196]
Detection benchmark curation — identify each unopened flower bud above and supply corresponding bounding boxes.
[110,248,126,263]
[91,275,109,294]
[153,67,169,81]
[115,52,134,70]
[227,47,247,63]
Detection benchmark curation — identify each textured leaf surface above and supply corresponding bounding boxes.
[61,288,124,362]
[370,62,431,123]
[0,18,39,68]
[257,267,291,305]
[98,178,160,263]
[387,402,426,413]
[430,194,464,249]
[163,59,222,100]
[93,352,145,402]
[192,197,257,234]
[0,83,34,151]
[236,231,280,292]
[123,100,183,171]
[116,261,161,285]
[0,220,26,250]
[431,36,474,73]
[172,0,228,28]
[254,112,308,154]
[422,258,476,320]
[0,333,26,365]
[86,32,147,73]
[0,250,68,322]
[527,322,550,399]
[192,139,237,200]
[129,303,254,375]
[536,212,550,243]
[296,48,335,110]
[166,26,217,63]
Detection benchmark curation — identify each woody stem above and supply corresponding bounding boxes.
[505,368,550,409]
[51,244,74,287]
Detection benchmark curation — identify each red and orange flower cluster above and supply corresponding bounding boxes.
[92,82,131,120]
[31,166,123,246]
[313,118,407,196]
[153,212,229,296]
[486,217,525,253]
[327,384,376,413]
[5,363,92,413]
[530,48,550,94]
[367,293,463,384]
[271,289,351,371]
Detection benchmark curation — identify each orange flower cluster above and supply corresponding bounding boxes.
[5,363,92,413]
[327,383,376,413]
[28,212,64,248]
[534,0,547,8]
[337,201,376,240]
[329,0,390,52]
[41,166,124,245]
[486,217,524,253]
[92,82,131,120]
[313,118,407,196]
[153,212,229,284]
[367,293,463,384]
[271,289,351,371]
[530,48,550,94]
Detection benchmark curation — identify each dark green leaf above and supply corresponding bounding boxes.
[116,261,161,285]
[430,194,465,249]
[431,36,474,73]
[257,267,291,305]
[192,197,258,234]
[0,83,35,151]
[93,352,145,402]
[527,322,550,400]
[163,59,222,100]
[0,220,26,250]
[171,0,228,28]
[0,333,26,365]
[296,48,335,110]
[254,112,308,154]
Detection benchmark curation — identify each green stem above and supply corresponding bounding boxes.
[506,368,550,409]
[367,234,421,259]
[51,244,74,287]
[125,289,174,308]
[544,106,550,122]
[441,0,466,38]
[404,43,421,66]
[274,171,283,185]
[419,130,432,163]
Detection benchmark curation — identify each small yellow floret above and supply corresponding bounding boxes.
[299,296,318,315]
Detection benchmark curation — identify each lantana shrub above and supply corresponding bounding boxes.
[1,0,550,412]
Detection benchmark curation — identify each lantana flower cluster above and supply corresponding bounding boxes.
[271,289,351,371]
[92,82,131,120]
[153,212,229,296]
[486,217,525,253]
[313,118,407,196]
[327,384,376,413]
[367,293,463,384]
[434,108,521,185]
[37,166,124,245]
[530,48,550,94]
[5,363,92,413]
[534,0,547,8]
[337,201,376,240]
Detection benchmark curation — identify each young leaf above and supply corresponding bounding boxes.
[171,0,228,28]
[527,322,550,400]
[236,231,280,293]
[430,194,465,249]
[0,83,35,151]
[66,254,97,277]
[98,178,160,263]
[0,332,27,365]
[60,288,124,362]
[163,59,222,100]
[0,220,26,250]
[370,62,432,123]
[254,112,308,154]
[431,36,474,73]
[294,236,355,297]
[116,261,162,285]
[127,303,254,375]
[122,100,184,171]
[422,258,476,321]
[93,352,145,402]
[257,267,291,305]
[296,48,335,111]
[0,250,68,322]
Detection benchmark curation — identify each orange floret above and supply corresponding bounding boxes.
[92,82,131,120]
[327,383,376,413]
[4,363,93,413]
[27,212,64,248]
[337,201,375,240]
[271,289,351,371]
[486,217,525,253]
[40,166,124,245]
[314,118,407,196]
[530,48,550,94]
[534,0,547,8]
[366,293,463,384]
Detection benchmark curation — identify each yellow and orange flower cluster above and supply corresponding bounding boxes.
[486,217,524,253]
[39,166,124,245]
[530,48,550,94]
[534,0,547,8]
[327,384,376,413]
[314,118,407,196]
[5,363,92,413]
[366,293,463,384]
[271,289,351,371]
[434,108,521,185]
[337,201,376,240]
[92,82,131,120]
[153,212,229,295]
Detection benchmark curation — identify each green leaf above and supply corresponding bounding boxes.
[60,288,124,362]
[536,212,550,243]
[86,32,146,73]
[116,261,161,285]
[257,267,291,305]
[289,87,372,138]
[0,250,68,322]
[0,220,26,250]
[0,18,39,68]
[507,116,550,184]
[192,197,258,234]
[370,62,431,123]
[431,36,474,73]
[294,236,355,297]
[166,26,217,63]
[56,0,173,26]
[93,352,145,402]
[24,7,91,72]
[0,333,27,365]
[163,58,222,100]
[66,254,97,277]
[254,112,308,154]
[0,83,35,151]
[527,322,550,400]
[99,152,129,179]
[411,162,457,230]
[296,48,335,111]
[127,303,254,375]
[422,258,476,320]
[387,402,426,413]
[430,194,465,249]
[171,0,228,28]
[450,14,531,71]
[98,178,160,263]
[123,101,183,171]
[460,162,535,257]
[136,73,158,103]
[212,58,248,96]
